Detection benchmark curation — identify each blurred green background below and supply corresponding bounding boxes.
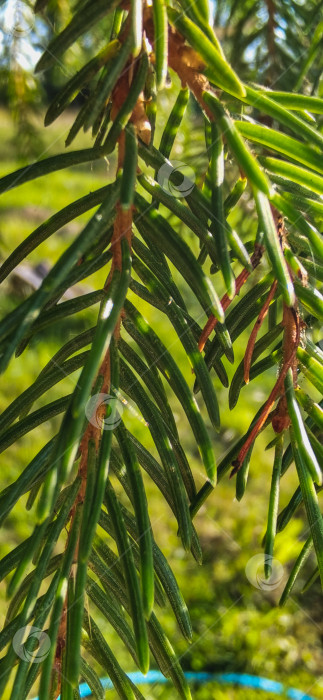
[0,0,323,697]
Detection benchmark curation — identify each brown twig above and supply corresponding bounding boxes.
[51,127,131,693]
[52,347,111,697]
[52,49,151,689]
[51,24,153,696]
[52,594,67,698]
[231,305,300,475]
[271,304,300,433]
[198,244,264,352]
[144,10,215,115]
[243,279,278,384]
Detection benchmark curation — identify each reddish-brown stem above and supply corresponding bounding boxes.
[52,41,149,695]
[198,245,264,352]
[144,10,215,115]
[231,352,294,475]
[243,279,277,384]
[52,339,111,696]
[52,593,67,697]
[271,304,299,433]
[231,305,300,475]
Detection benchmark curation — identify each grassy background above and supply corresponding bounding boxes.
[0,102,322,700]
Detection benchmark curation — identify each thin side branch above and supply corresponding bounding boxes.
[243,279,278,384]
[198,244,264,352]
[231,305,300,475]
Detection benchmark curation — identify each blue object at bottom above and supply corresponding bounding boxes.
[33,670,317,699]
